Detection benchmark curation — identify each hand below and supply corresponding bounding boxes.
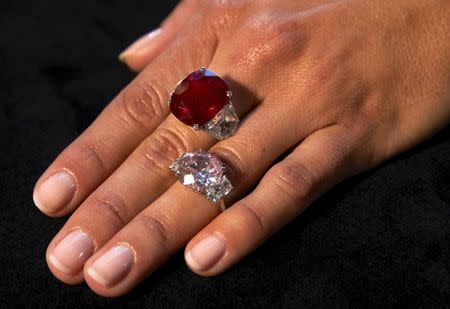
[33,0,450,297]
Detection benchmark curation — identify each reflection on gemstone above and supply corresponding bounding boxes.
[183,174,195,186]
[169,69,229,126]
[170,151,233,203]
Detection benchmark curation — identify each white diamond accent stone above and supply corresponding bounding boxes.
[170,151,233,203]
[203,103,239,140]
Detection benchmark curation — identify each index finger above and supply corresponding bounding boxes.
[33,15,218,217]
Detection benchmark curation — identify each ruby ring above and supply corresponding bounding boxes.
[170,151,232,211]
[168,67,239,140]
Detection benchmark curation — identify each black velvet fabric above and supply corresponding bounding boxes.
[1,1,449,308]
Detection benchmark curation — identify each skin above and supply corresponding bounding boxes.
[34,0,450,297]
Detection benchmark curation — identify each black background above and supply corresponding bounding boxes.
[1,1,449,308]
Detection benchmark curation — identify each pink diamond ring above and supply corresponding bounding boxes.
[169,151,233,211]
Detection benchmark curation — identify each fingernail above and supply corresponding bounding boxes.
[185,234,226,271]
[87,244,134,287]
[33,170,77,213]
[49,230,95,274]
[119,28,162,61]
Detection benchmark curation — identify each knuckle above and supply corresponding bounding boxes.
[235,201,266,233]
[75,141,107,176]
[206,0,245,32]
[269,160,316,204]
[133,213,170,248]
[310,48,352,90]
[226,15,305,70]
[262,16,303,41]
[118,80,167,130]
[139,127,190,176]
[93,190,130,227]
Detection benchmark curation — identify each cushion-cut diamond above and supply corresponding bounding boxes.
[170,151,233,203]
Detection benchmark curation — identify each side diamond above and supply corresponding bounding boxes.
[203,103,239,140]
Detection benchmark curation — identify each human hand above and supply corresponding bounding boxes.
[33,0,450,297]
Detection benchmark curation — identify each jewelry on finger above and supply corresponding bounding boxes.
[168,67,239,140]
[169,151,232,210]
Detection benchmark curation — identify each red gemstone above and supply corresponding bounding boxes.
[169,69,229,126]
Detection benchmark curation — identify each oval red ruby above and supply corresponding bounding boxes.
[169,68,229,127]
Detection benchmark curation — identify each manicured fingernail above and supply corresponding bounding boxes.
[49,230,95,274]
[33,170,77,213]
[119,28,162,61]
[185,234,226,271]
[87,244,134,287]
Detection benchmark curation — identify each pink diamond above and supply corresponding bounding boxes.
[170,151,232,203]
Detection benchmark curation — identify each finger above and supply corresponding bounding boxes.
[81,101,316,297]
[185,124,360,276]
[33,14,217,217]
[46,76,258,283]
[45,63,260,283]
[119,0,202,72]
[45,116,211,284]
